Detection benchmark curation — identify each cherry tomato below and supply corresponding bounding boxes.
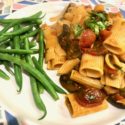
[76,88,104,107]
[79,29,96,49]
[100,29,111,41]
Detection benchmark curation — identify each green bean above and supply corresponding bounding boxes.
[24,37,46,119]
[0,40,11,47]
[0,48,38,54]
[29,41,37,48]
[30,77,47,119]
[0,11,42,35]
[3,61,14,76]
[4,26,33,36]
[20,29,39,39]
[13,25,23,92]
[37,82,44,94]
[0,43,9,48]
[32,56,66,94]
[0,35,10,43]
[0,60,3,65]
[0,69,10,80]
[38,30,44,67]
[0,53,59,100]
[0,11,42,24]
[24,38,44,94]
[20,41,37,49]
[36,30,45,93]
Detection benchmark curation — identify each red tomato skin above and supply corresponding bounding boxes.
[79,29,96,48]
[75,88,105,107]
[100,29,111,41]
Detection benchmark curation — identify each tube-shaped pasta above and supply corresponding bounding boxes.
[112,55,125,72]
[121,77,125,88]
[71,5,88,24]
[104,18,125,55]
[45,47,55,63]
[101,52,123,87]
[47,61,53,70]
[58,58,80,75]
[105,70,124,88]
[100,75,106,85]
[79,54,104,78]
[52,56,66,69]
[66,94,108,117]
[43,25,58,49]
[70,70,103,89]
[55,44,66,57]
[105,54,116,69]
[43,25,66,69]
[105,54,125,72]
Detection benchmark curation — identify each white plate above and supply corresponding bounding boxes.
[0,2,124,125]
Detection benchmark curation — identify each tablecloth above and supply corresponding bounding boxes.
[0,0,125,125]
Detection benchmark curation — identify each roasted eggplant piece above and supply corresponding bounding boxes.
[58,24,82,59]
[58,24,70,51]
[107,93,125,109]
[60,74,82,93]
[66,39,82,59]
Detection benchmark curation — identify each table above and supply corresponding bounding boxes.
[0,0,125,125]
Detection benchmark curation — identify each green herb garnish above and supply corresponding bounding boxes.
[85,11,112,35]
[73,24,84,37]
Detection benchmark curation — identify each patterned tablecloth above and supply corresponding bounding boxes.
[0,0,125,125]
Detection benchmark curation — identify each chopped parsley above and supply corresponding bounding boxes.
[85,11,112,35]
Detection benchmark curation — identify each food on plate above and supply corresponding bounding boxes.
[42,3,125,117]
[1,2,125,120]
[0,11,66,119]
[66,93,108,117]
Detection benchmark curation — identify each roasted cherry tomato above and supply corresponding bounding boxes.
[76,88,105,107]
[79,29,96,49]
[100,29,111,41]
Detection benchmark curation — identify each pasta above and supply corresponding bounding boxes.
[43,25,66,69]
[104,18,125,55]
[58,58,80,75]
[105,54,125,72]
[105,54,116,70]
[105,70,124,88]
[63,4,88,25]
[79,54,104,78]
[43,3,125,118]
[66,94,108,117]
[70,70,103,89]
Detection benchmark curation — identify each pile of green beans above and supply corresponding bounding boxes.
[0,11,66,119]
